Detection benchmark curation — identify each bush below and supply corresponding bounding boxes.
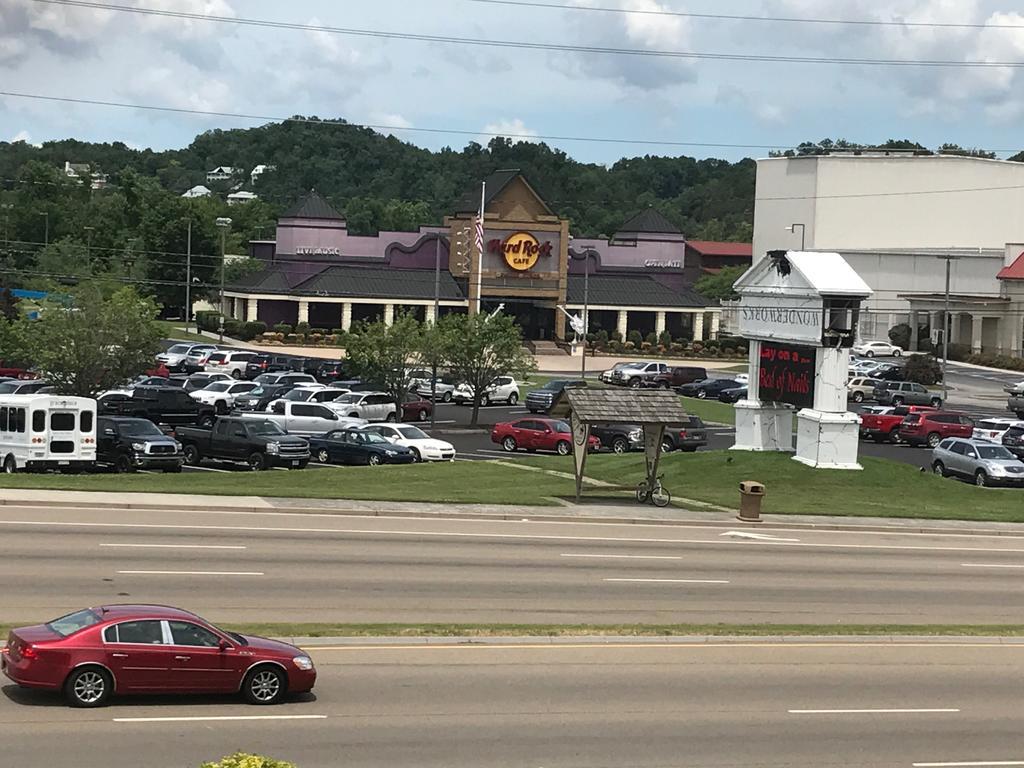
[295,321,311,335]
[903,353,942,385]
[195,310,219,333]
[644,332,657,346]
[965,353,1024,372]
[284,333,298,344]
[311,327,327,335]
[242,321,266,340]
[609,329,622,343]
[222,319,242,338]
[627,330,643,347]
[658,329,672,347]
[273,323,292,335]
[624,341,636,351]
[201,753,296,768]
[736,344,748,355]
[330,328,346,335]
[595,329,609,349]
[607,339,622,353]
[888,323,912,351]
[640,341,652,351]
[947,343,971,362]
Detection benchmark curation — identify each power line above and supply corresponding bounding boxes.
[32,0,1024,69]
[3,92,1024,159]
[467,0,1024,32]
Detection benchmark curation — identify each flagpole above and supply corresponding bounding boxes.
[476,180,485,315]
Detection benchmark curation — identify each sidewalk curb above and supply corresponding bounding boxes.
[4,495,1024,537]
[284,634,1024,647]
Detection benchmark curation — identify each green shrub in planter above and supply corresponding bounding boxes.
[243,321,266,340]
[644,332,657,346]
[309,333,323,345]
[295,321,311,335]
[311,327,327,335]
[640,341,652,351]
[607,340,621,353]
[223,319,242,338]
[273,323,292,335]
[595,329,609,349]
[737,344,747,355]
[723,346,735,355]
[670,342,684,353]
[284,333,298,344]
[200,753,296,768]
[627,330,643,347]
[658,330,672,347]
[609,329,622,343]
[624,341,636,351]
[330,328,345,336]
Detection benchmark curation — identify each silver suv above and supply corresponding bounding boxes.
[931,437,1024,487]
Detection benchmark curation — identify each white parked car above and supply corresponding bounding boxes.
[156,343,216,373]
[204,350,258,378]
[328,391,397,422]
[732,373,750,385]
[852,340,904,358]
[360,423,456,462]
[972,418,1024,443]
[415,378,456,402]
[189,381,258,413]
[452,376,520,406]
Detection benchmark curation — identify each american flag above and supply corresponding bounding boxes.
[474,215,484,255]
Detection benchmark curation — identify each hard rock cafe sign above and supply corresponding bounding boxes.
[487,232,553,271]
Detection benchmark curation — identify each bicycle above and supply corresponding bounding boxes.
[635,473,671,508]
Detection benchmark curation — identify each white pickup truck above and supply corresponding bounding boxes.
[239,400,365,436]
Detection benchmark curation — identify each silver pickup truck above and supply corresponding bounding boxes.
[1007,384,1024,419]
[238,400,366,436]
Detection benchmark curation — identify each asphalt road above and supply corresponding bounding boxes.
[3,642,1022,768]
[3,506,1024,625]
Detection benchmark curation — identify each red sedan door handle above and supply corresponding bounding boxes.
[111,653,128,658]
[174,655,191,661]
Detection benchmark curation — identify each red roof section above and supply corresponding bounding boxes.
[997,251,1024,280]
[686,240,753,257]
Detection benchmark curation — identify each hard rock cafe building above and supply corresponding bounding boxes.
[226,170,750,343]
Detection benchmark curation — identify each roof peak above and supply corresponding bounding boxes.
[616,208,681,235]
[283,190,344,220]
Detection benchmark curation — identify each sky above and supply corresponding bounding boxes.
[3,0,1024,164]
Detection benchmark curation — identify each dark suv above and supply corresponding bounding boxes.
[245,354,299,380]
[98,386,216,428]
[525,379,586,414]
[645,366,708,389]
[96,416,184,473]
[1003,425,1024,459]
[662,416,709,452]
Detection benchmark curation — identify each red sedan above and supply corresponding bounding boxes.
[2,605,316,707]
[401,393,433,422]
[491,417,600,455]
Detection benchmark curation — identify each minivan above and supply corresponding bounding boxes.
[204,350,257,379]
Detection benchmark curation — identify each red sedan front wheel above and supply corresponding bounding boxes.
[243,665,287,705]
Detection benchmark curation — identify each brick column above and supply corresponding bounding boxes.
[297,299,309,325]
[246,299,258,322]
[341,303,352,332]
[693,311,705,341]
[654,311,666,337]
[616,310,628,339]
[384,304,395,327]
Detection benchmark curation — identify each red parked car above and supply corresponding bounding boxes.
[146,362,171,378]
[2,605,316,708]
[900,410,975,448]
[491,417,600,455]
[401,393,433,422]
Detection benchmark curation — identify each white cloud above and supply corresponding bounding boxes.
[122,66,232,114]
[9,129,34,144]
[369,112,413,130]
[482,118,538,141]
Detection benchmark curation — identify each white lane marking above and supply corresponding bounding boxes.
[308,642,1024,652]
[604,578,729,584]
[913,762,1024,767]
[6,518,1024,556]
[183,465,231,473]
[722,531,801,542]
[113,714,327,723]
[961,563,1024,569]
[789,708,960,714]
[116,570,263,576]
[101,543,246,550]
[561,553,683,561]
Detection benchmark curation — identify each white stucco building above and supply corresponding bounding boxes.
[751,153,1024,356]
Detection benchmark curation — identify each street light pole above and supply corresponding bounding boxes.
[569,247,594,379]
[216,217,232,343]
[936,254,960,399]
[185,217,193,335]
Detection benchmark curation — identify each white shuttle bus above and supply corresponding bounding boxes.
[0,395,97,473]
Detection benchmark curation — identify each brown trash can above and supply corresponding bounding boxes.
[737,480,766,523]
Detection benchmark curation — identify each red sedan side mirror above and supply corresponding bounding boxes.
[219,639,232,651]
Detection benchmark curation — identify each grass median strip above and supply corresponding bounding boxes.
[6,622,1024,639]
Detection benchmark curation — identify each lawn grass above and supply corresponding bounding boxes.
[0,462,568,505]
[5,621,1023,639]
[677,397,736,425]
[513,450,1024,523]
[155,320,213,344]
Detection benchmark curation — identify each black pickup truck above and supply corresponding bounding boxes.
[99,386,216,428]
[96,416,184,473]
[175,416,310,471]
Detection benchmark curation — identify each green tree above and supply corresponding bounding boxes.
[694,265,747,301]
[28,284,162,396]
[903,353,941,386]
[344,312,429,417]
[438,312,536,426]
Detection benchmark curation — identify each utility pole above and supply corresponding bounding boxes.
[430,232,442,430]
[475,181,485,315]
[185,218,193,335]
[936,254,960,399]
[216,217,232,343]
[83,226,94,265]
[38,211,49,246]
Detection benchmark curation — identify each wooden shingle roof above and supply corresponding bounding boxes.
[549,387,692,423]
